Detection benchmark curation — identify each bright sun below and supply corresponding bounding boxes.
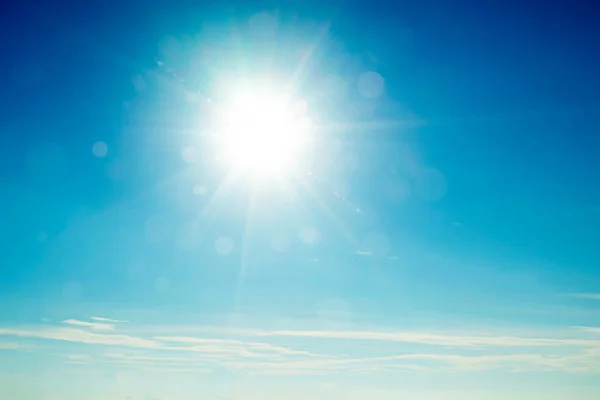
[216,85,312,176]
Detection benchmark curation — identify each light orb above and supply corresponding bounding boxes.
[216,86,312,176]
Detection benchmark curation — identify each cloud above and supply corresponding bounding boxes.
[91,317,128,323]
[577,327,600,334]
[0,325,311,360]
[61,319,116,331]
[0,327,158,348]
[0,342,20,350]
[64,353,94,364]
[375,351,600,373]
[248,329,600,348]
[219,349,600,375]
[66,353,89,360]
[83,352,214,372]
[3,320,600,375]
[570,293,600,300]
[104,352,197,363]
[155,336,317,357]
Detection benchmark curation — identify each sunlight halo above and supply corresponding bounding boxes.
[215,84,312,177]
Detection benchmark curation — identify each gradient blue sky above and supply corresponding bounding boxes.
[2,1,600,399]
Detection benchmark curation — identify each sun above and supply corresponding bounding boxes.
[215,85,312,177]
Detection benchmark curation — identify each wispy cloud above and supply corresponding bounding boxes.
[62,352,213,372]
[578,326,600,335]
[0,326,309,360]
[64,353,93,364]
[3,320,600,375]
[91,317,128,323]
[219,348,600,375]
[0,327,157,348]
[0,342,20,350]
[248,329,600,347]
[155,336,317,357]
[61,319,115,331]
[570,293,600,300]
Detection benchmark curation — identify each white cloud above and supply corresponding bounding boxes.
[218,349,600,375]
[0,342,20,350]
[248,329,600,348]
[91,317,128,323]
[155,336,317,357]
[61,319,115,331]
[0,325,311,360]
[570,293,600,300]
[0,327,157,348]
[379,351,600,373]
[577,326,600,334]
[3,321,600,375]
[66,353,89,360]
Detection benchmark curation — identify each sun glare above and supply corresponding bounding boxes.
[216,86,312,176]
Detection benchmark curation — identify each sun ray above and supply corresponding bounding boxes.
[234,181,259,309]
[296,176,358,247]
[320,118,425,136]
[285,22,332,96]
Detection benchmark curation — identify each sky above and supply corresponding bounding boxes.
[2,0,600,399]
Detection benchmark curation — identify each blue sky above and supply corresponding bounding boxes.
[2,1,600,399]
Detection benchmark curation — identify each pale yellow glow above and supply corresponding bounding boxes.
[217,87,312,176]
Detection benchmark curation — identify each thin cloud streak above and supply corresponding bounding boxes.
[0,327,158,348]
[248,329,600,347]
[578,327,600,334]
[62,319,115,331]
[0,342,20,350]
[0,326,316,360]
[155,336,318,357]
[91,317,129,323]
[3,322,600,375]
[570,293,600,300]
